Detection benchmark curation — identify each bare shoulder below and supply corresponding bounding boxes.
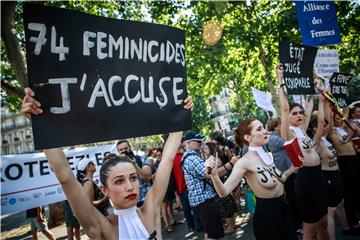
[240,151,260,168]
[234,154,250,169]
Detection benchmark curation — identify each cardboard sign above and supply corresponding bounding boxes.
[295,1,341,46]
[329,72,352,107]
[314,49,339,85]
[23,3,191,150]
[279,42,318,95]
[251,87,276,113]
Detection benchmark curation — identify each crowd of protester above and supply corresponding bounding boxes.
[21,65,360,239]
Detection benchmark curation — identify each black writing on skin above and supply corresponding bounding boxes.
[328,161,337,168]
[302,138,316,149]
[256,167,283,183]
[326,145,337,156]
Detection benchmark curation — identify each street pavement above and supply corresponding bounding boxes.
[1,208,254,240]
[1,206,359,239]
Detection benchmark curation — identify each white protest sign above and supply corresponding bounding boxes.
[1,144,117,214]
[251,87,276,113]
[314,49,339,86]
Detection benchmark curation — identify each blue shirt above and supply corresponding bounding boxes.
[181,149,215,207]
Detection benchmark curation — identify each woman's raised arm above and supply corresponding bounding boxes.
[313,95,325,146]
[277,64,291,141]
[144,95,193,209]
[206,156,246,197]
[146,131,183,208]
[303,96,314,132]
[21,88,107,238]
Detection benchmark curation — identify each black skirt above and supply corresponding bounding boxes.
[322,170,343,207]
[253,195,297,240]
[295,165,327,223]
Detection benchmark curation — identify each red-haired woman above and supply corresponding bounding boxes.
[206,118,298,240]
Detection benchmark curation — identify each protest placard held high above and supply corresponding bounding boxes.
[279,42,318,95]
[23,3,191,149]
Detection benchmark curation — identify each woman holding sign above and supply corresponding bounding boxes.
[205,118,298,240]
[21,88,193,240]
[277,64,329,240]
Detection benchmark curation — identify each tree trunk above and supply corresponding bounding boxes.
[248,1,279,116]
[1,1,28,94]
[1,80,24,98]
[231,79,245,119]
[47,202,64,228]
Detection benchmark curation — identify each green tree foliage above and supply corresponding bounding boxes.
[1,0,359,135]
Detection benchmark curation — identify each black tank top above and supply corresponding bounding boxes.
[82,178,108,215]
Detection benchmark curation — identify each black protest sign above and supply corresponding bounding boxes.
[279,42,318,95]
[23,3,191,150]
[329,73,352,107]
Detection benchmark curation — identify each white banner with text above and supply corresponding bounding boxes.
[1,144,117,214]
[314,49,339,86]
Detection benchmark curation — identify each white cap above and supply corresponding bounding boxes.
[77,158,94,171]
[349,100,360,109]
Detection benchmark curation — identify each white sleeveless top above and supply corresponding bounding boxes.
[113,206,150,240]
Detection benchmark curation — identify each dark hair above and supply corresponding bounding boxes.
[289,103,304,112]
[350,103,360,118]
[103,153,117,163]
[117,139,130,146]
[234,118,256,147]
[310,119,335,145]
[76,170,86,183]
[267,117,281,131]
[204,142,217,158]
[307,115,318,139]
[99,155,135,186]
[76,161,94,183]
[307,114,329,138]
